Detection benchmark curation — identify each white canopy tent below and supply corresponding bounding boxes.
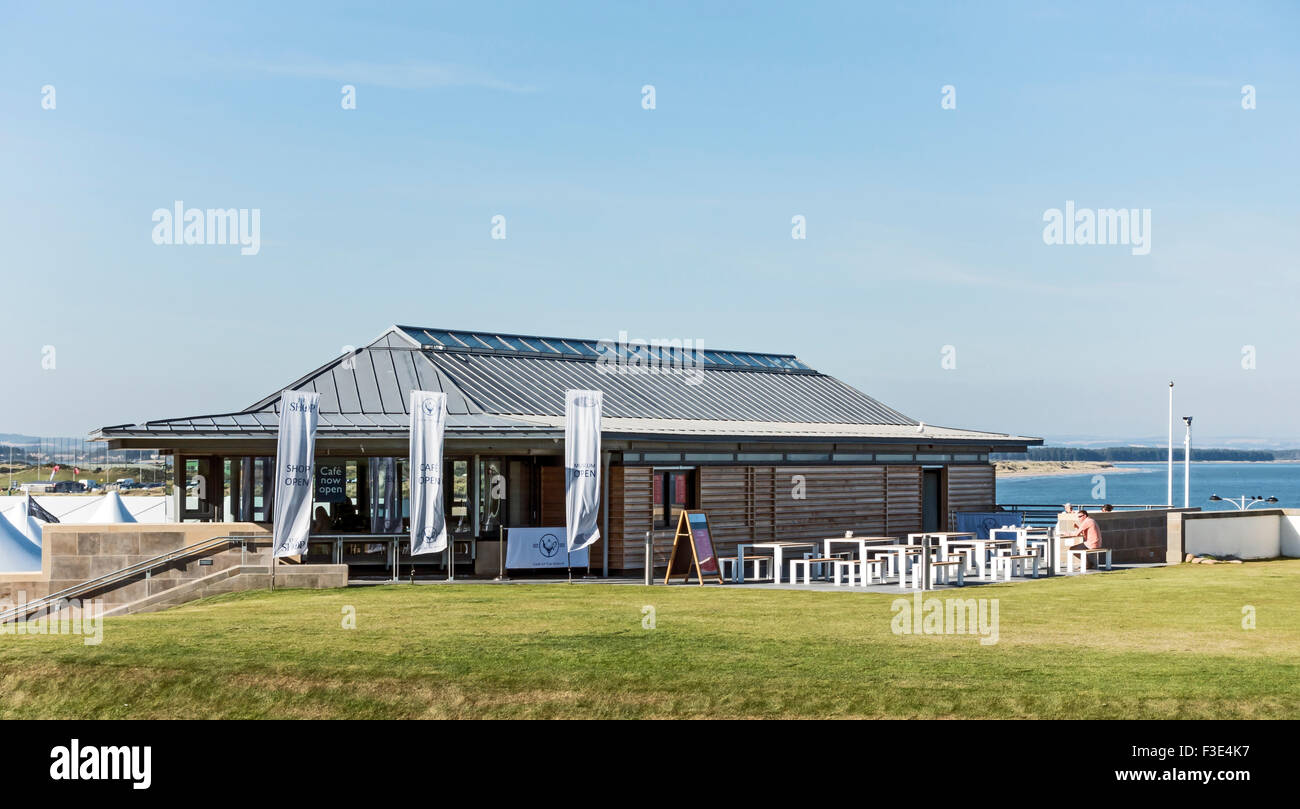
[85,490,138,524]
[1,497,46,547]
[0,510,42,573]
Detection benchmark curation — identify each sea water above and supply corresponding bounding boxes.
[997,461,1300,509]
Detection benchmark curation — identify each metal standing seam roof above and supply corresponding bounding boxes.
[92,326,1040,446]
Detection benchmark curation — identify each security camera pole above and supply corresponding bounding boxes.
[1182,416,1193,508]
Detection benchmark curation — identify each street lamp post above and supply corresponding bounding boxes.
[1182,416,1192,508]
[1210,495,1279,511]
[1167,382,1174,508]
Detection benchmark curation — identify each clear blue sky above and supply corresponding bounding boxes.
[3,1,1297,444]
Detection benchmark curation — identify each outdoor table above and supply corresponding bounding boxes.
[909,532,975,572]
[990,527,1053,568]
[818,537,898,585]
[822,536,899,563]
[943,537,1016,579]
[879,544,948,589]
[735,541,819,584]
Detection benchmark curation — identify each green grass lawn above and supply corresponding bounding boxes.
[2,561,1298,719]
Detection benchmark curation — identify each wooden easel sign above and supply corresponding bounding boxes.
[664,510,725,585]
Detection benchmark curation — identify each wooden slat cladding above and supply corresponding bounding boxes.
[772,467,887,541]
[540,466,565,527]
[699,467,754,547]
[607,463,996,571]
[885,466,922,535]
[946,465,995,528]
[609,466,654,569]
[696,466,889,561]
[746,467,776,542]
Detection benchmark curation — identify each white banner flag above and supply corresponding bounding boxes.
[409,390,448,556]
[564,389,602,553]
[272,390,319,558]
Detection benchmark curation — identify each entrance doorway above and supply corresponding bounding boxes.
[922,468,943,532]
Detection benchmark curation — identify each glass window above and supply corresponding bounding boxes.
[653,469,695,530]
[428,330,467,347]
[652,473,664,528]
[448,459,470,535]
[467,334,502,350]
[479,458,506,533]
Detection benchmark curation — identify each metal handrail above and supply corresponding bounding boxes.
[996,503,1174,510]
[0,534,268,624]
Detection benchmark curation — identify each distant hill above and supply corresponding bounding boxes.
[994,447,1277,462]
[1044,435,1300,450]
[0,434,44,446]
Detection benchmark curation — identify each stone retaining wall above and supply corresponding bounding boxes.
[0,522,346,611]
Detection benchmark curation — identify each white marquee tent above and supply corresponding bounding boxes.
[84,491,138,524]
[1,497,46,547]
[0,510,42,573]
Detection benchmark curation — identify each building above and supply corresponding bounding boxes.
[92,326,1040,576]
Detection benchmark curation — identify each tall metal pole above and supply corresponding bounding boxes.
[1167,382,1174,507]
[601,450,610,577]
[644,531,653,586]
[495,524,506,581]
[920,535,932,591]
[1183,417,1192,508]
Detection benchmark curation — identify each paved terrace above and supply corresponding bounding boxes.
[348,563,1165,592]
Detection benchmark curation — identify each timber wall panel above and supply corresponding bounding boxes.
[540,467,565,527]
[885,466,922,536]
[699,467,754,548]
[612,463,997,571]
[946,465,996,528]
[771,466,887,541]
[610,466,655,569]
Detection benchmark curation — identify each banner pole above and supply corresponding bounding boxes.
[495,524,505,581]
[567,548,572,584]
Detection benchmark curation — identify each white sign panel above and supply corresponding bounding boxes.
[272,391,319,558]
[564,389,603,553]
[505,527,589,569]
[409,390,448,556]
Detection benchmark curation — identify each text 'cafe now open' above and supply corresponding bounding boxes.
[91,325,1040,577]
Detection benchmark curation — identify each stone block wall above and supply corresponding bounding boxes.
[1,522,346,613]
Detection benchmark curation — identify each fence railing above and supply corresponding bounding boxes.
[995,503,1174,529]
